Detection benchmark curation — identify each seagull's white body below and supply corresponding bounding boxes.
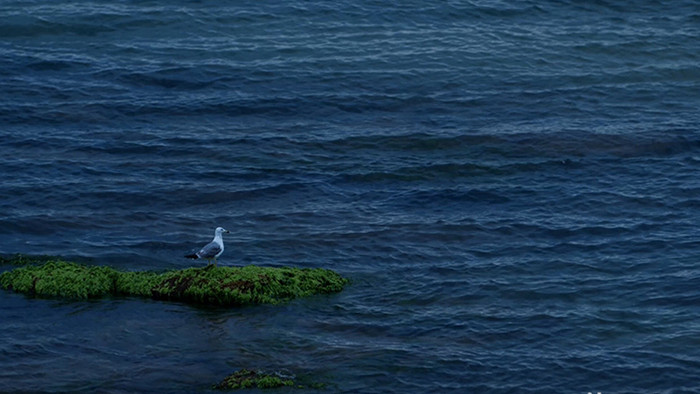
[185,227,230,266]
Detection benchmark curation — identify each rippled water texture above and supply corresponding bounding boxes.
[1,0,700,392]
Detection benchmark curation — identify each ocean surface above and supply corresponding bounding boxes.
[1,0,699,392]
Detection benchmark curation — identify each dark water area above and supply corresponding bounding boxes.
[1,0,700,392]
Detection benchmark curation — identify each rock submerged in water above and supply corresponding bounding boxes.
[213,369,327,391]
[0,256,347,306]
[213,369,294,390]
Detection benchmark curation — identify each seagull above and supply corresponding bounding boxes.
[185,227,230,266]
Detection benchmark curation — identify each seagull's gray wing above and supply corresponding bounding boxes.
[198,241,222,259]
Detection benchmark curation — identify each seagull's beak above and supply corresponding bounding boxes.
[224,229,230,233]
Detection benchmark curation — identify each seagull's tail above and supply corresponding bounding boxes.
[184,253,199,259]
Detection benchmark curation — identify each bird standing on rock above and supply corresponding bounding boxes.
[185,227,230,266]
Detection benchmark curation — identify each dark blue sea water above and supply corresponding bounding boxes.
[1,0,700,392]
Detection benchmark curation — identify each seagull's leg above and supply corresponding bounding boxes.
[214,256,217,267]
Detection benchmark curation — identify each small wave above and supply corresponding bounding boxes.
[391,188,511,206]
[0,18,114,38]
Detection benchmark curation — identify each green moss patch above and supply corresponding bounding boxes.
[0,257,347,306]
[214,369,295,390]
[213,369,327,390]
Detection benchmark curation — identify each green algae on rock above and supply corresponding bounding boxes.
[0,261,120,299]
[0,258,347,306]
[213,369,329,391]
[213,369,295,390]
[152,264,347,305]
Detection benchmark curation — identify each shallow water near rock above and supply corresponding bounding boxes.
[1,0,700,392]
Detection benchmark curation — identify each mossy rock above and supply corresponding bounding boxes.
[214,369,295,390]
[213,369,327,391]
[0,257,347,306]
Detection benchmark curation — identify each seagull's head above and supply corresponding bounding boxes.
[215,227,230,235]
